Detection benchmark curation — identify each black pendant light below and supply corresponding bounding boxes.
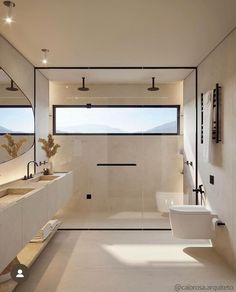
[147,77,159,91]
[6,79,18,91]
[78,77,89,91]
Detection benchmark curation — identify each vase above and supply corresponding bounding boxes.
[48,160,54,175]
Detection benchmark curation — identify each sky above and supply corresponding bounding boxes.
[0,108,34,133]
[56,107,177,132]
[0,107,177,134]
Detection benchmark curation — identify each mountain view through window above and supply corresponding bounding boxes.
[54,106,180,135]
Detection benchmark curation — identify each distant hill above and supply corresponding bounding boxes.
[59,124,126,133]
[0,125,12,133]
[57,121,177,134]
[144,121,177,133]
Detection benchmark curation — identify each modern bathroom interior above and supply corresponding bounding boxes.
[0,1,236,291]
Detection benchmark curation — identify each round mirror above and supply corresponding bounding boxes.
[0,68,34,164]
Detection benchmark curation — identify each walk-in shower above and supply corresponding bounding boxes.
[34,67,198,230]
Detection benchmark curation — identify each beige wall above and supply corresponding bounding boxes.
[183,71,197,204]
[50,82,183,213]
[0,35,49,184]
[35,70,49,162]
[184,28,236,269]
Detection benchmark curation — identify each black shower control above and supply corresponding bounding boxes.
[210,175,214,185]
[86,194,92,199]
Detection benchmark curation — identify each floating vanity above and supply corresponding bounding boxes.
[0,172,73,274]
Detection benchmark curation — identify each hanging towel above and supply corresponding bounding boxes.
[202,90,214,163]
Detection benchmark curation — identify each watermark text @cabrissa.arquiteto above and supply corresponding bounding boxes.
[174,284,234,291]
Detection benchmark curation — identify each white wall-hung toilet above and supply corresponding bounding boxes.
[169,205,213,239]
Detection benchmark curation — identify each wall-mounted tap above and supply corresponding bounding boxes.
[39,160,48,166]
[23,161,39,180]
[184,160,193,167]
[193,184,205,205]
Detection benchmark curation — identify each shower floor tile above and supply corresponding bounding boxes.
[55,210,170,229]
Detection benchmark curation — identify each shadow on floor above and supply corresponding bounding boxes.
[183,246,236,273]
[14,231,82,292]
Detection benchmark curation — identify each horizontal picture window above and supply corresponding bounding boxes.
[0,106,34,135]
[53,105,180,135]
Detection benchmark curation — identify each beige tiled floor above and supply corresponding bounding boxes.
[15,231,236,292]
[55,210,170,229]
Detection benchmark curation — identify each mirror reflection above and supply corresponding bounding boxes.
[0,68,34,164]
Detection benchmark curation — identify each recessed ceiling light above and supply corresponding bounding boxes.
[41,48,49,65]
[66,85,69,89]
[5,16,12,23]
[3,1,15,24]
[147,77,159,91]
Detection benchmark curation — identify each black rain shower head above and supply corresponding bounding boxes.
[147,77,159,91]
[78,77,89,91]
[6,80,18,91]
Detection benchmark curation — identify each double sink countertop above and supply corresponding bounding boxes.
[0,172,71,213]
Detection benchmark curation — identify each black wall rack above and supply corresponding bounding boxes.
[200,83,221,144]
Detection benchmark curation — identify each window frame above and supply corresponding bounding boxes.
[52,104,181,136]
[0,105,34,135]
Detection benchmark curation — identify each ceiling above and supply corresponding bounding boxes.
[40,68,193,84]
[0,0,236,83]
[0,69,11,84]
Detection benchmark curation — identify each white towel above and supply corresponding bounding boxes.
[203,90,214,163]
[48,219,59,230]
[30,220,61,242]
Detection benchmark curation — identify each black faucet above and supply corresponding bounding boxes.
[192,184,205,205]
[24,161,39,180]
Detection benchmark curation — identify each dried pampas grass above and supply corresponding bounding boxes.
[1,134,27,158]
[38,134,60,158]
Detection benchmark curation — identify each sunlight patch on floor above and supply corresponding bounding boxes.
[102,244,205,267]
